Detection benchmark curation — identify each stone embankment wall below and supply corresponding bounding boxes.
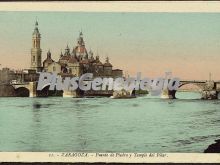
[0,85,16,96]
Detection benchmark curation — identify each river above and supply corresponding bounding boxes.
[0,92,219,152]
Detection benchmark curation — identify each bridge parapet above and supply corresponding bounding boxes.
[179,80,216,91]
[12,84,29,89]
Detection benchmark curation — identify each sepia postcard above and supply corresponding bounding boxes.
[0,1,220,163]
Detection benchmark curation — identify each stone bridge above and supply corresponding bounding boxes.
[164,80,220,99]
[12,82,75,97]
[11,82,109,98]
[11,80,220,99]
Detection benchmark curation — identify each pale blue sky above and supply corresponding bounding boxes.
[0,12,220,80]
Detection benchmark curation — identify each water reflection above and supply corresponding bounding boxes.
[32,101,53,109]
[218,93,220,99]
[176,91,201,99]
[33,102,42,109]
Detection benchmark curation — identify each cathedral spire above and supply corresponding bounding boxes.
[35,16,38,26]
[105,56,109,63]
[47,49,51,59]
[60,50,63,58]
[96,55,100,62]
[33,20,40,37]
[104,56,112,67]
[35,20,38,27]
[31,20,42,72]
[64,44,70,56]
[79,30,83,37]
[77,30,85,46]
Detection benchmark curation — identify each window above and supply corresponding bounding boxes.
[33,56,35,62]
[53,66,56,71]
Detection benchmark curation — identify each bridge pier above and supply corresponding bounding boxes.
[201,90,218,100]
[29,82,37,97]
[161,89,176,99]
[63,90,77,97]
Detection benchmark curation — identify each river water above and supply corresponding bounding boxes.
[0,92,219,152]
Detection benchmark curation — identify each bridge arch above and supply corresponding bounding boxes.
[14,87,29,97]
[178,83,203,91]
[175,83,203,99]
[130,89,135,96]
[37,84,63,97]
[37,85,50,97]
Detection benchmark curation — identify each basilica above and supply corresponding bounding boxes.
[31,21,123,78]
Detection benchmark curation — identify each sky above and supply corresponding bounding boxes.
[0,12,220,80]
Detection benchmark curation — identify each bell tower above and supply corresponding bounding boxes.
[31,21,42,72]
[76,31,87,60]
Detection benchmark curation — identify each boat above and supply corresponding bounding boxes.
[110,89,136,99]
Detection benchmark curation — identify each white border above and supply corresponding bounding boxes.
[0,1,220,163]
[0,152,219,163]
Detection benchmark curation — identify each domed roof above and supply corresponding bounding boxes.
[68,56,78,64]
[104,57,112,67]
[60,50,63,58]
[60,55,71,61]
[104,62,112,67]
[64,44,71,56]
[57,62,67,67]
[43,50,54,64]
[80,59,89,64]
[43,58,54,64]
[89,58,96,63]
[77,31,85,46]
[95,61,103,66]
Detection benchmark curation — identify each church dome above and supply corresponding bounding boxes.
[103,57,112,67]
[77,31,85,46]
[104,62,112,67]
[43,50,54,65]
[68,56,78,64]
[80,60,89,65]
[95,61,103,66]
[60,55,71,61]
[64,44,71,56]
